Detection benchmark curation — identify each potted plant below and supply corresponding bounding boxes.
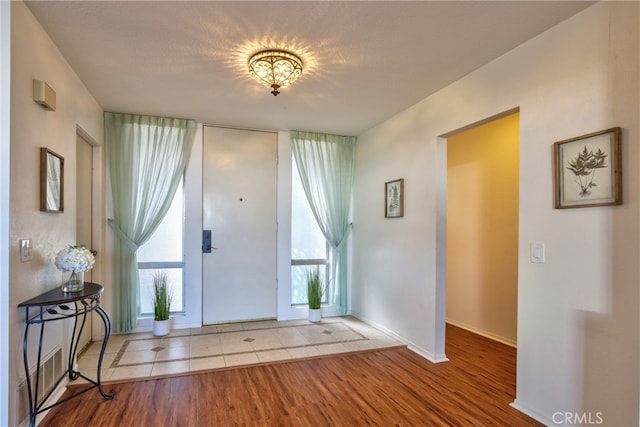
[152,272,173,336]
[306,267,325,323]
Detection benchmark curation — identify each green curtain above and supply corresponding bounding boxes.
[105,112,196,333]
[290,131,356,315]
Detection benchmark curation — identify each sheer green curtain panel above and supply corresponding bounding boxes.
[290,131,356,315]
[105,112,196,333]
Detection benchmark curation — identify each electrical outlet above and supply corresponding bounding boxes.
[20,239,33,262]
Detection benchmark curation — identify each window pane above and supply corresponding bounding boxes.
[291,161,326,260]
[139,268,184,314]
[138,184,184,263]
[291,264,329,306]
[291,158,329,306]
[137,181,185,316]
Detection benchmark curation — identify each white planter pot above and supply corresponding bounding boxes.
[153,319,171,336]
[308,308,322,323]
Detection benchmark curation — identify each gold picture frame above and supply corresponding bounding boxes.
[553,127,621,209]
[385,178,404,218]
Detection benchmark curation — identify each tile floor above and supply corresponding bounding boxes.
[74,316,401,384]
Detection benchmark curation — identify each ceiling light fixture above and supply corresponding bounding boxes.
[248,49,303,96]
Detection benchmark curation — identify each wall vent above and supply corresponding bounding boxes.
[17,347,63,426]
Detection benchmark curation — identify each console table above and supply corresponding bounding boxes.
[18,282,115,427]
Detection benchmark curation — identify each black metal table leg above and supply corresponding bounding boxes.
[67,301,86,380]
[22,321,35,427]
[94,305,115,399]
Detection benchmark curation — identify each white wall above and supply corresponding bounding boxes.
[181,124,203,328]
[276,131,296,320]
[352,2,638,425]
[9,2,104,425]
[1,1,11,425]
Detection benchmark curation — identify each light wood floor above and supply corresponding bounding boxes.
[42,324,541,426]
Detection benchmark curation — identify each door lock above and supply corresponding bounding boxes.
[202,230,217,253]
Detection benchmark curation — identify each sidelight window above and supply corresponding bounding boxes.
[137,181,185,315]
[291,158,330,305]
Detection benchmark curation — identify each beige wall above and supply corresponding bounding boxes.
[9,2,104,425]
[446,113,519,346]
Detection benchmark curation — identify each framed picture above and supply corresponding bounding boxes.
[40,147,64,213]
[553,127,621,209]
[385,179,404,218]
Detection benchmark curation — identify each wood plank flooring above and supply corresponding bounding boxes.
[41,324,542,426]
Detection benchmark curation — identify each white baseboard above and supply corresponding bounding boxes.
[446,319,517,348]
[351,313,449,363]
[408,344,449,363]
[510,399,551,426]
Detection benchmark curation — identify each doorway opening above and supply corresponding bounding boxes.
[445,111,520,348]
[436,109,521,399]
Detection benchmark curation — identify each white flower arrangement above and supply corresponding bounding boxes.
[55,245,95,273]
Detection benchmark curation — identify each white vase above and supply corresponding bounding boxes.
[153,319,171,336]
[308,308,322,323]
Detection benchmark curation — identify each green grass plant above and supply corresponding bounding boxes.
[152,271,173,321]
[306,267,325,310]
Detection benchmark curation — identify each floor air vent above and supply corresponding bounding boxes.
[17,347,63,426]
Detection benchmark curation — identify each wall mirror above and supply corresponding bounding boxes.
[40,147,64,213]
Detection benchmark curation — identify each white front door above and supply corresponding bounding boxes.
[202,126,277,324]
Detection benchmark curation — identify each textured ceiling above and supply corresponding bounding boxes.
[26,1,593,136]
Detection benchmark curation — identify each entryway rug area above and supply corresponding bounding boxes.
[75,317,401,383]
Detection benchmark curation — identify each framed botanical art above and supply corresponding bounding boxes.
[385,178,404,218]
[553,127,622,209]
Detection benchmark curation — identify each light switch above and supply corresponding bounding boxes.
[530,242,545,264]
[20,239,33,262]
